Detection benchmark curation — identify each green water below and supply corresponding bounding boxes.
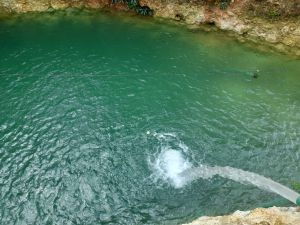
[1,10,300,225]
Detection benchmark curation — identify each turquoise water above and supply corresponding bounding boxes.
[1,10,300,225]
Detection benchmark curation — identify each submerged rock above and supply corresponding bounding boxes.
[183,207,300,225]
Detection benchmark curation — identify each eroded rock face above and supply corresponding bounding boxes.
[183,207,300,225]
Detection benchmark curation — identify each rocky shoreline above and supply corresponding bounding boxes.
[140,0,300,57]
[0,0,299,57]
[183,207,300,225]
[0,0,300,58]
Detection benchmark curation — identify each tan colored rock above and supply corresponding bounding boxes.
[139,0,300,56]
[15,0,50,12]
[50,0,70,9]
[265,32,279,43]
[139,0,206,25]
[85,0,109,9]
[183,207,300,225]
[282,37,295,47]
[214,16,250,34]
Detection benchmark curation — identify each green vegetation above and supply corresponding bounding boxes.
[268,10,281,18]
[292,181,300,192]
[112,0,153,16]
[219,0,231,10]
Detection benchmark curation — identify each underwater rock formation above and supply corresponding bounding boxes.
[183,207,300,225]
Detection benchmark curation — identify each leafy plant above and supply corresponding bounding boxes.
[112,0,153,16]
[135,6,153,16]
[292,181,300,192]
[219,0,231,10]
[268,10,281,18]
[126,0,139,9]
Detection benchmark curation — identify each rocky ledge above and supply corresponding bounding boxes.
[183,207,300,225]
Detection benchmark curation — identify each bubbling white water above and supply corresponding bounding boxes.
[151,149,192,188]
[149,132,300,205]
[148,132,192,188]
[149,147,300,204]
[180,166,300,205]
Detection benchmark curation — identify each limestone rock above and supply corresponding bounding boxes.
[183,207,300,225]
[50,0,70,9]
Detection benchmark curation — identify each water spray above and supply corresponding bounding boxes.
[152,147,300,206]
[179,166,300,206]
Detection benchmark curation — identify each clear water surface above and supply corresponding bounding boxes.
[0,10,300,225]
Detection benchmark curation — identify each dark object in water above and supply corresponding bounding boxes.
[253,70,259,79]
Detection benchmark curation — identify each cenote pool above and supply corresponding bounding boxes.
[0,10,300,225]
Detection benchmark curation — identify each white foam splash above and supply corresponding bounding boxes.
[180,166,300,205]
[151,149,192,188]
[148,132,300,205]
[153,132,177,140]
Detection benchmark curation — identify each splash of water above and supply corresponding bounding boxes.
[150,146,300,205]
[148,132,192,188]
[180,165,300,205]
[151,149,192,188]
